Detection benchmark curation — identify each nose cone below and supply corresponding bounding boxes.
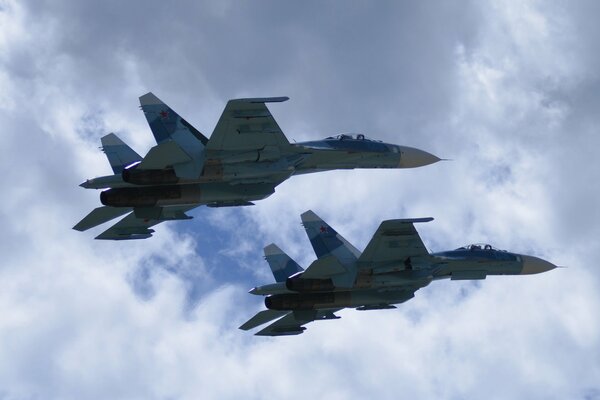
[398,146,441,168]
[520,255,557,275]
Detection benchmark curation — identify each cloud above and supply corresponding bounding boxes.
[0,0,598,399]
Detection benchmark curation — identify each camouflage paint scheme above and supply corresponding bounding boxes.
[240,211,557,336]
[74,94,440,240]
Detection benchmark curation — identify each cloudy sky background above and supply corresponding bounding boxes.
[1,1,599,399]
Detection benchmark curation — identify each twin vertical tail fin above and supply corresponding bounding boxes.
[264,243,303,282]
[101,133,142,174]
[300,210,361,264]
[300,210,360,287]
[139,92,209,145]
[138,92,208,179]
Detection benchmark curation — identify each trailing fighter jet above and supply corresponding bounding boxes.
[240,211,557,336]
[74,94,440,240]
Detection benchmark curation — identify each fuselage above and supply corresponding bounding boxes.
[253,244,557,311]
[83,134,440,208]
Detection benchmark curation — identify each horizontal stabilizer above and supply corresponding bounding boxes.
[255,312,306,336]
[73,206,132,231]
[96,225,155,240]
[253,308,341,336]
[91,205,197,240]
[138,141,192,170]
[96,231,153,240]
[302,254,347,279]
[239,309,288,331]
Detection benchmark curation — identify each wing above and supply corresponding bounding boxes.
[206,97,290,152]
[95,205,196,240]
[252,309,341,336]
[357,218,433,270]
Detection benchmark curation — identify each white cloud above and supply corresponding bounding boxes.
[0,0,598,399]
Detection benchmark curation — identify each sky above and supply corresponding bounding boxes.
[1,1,599,399]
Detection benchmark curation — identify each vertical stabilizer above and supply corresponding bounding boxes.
[264,243,303,282]
[139,92,207,179]
[139,92,209,145]
[300,210,361,265]
[101,133,142,174]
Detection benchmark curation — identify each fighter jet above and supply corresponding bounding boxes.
[74,94,440,240]
[240,210,557,336]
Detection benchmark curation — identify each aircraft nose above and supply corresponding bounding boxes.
[520,255,557,275]
[398,146,441,168]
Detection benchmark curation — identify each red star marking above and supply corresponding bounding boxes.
[159,110,169,119]
[320,225,327,233]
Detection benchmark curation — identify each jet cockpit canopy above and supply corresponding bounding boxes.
[456,243,505,251]
[324,133,381,142]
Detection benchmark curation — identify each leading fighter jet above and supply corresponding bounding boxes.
[240,211,557,336]
[74,94,440,240]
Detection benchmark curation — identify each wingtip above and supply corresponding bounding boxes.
[233,96,290,104]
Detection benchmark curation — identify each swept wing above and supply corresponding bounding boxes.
[206,97,290,152]
[358,218,433,270]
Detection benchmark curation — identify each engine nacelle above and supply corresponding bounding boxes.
[265,293,337,310]
[100,186,183,207]
[122,168,179,185]
[285,276,334,292]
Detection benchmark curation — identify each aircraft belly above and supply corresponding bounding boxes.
[435,260,522,278]
[202,159,294,183]
[354,271,432,289]
[265,288,418,311]
[101,183,275,208]
[159,183,274,205]
[295,151,401,172]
